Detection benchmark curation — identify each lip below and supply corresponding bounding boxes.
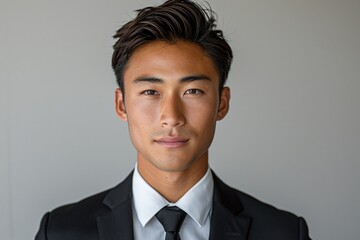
[154,137,189,148]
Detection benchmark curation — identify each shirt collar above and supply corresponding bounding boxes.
[132,165,213,227]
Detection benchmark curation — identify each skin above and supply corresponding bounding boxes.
[115,40,230,202]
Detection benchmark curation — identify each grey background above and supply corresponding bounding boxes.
[1,0,360,239]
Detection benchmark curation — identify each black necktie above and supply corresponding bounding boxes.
[155,206,187,240]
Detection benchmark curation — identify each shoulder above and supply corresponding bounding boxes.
[35,172,133,240]
[235,188,303,223]
[51,188,110,223]
[212,172,310,239]
[235,190,310,239]
[36,188,111,240]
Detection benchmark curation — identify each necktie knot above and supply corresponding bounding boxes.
[156,206,187,240]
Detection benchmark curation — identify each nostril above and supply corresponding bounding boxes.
[161,117,185,128]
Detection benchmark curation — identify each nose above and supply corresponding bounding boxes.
[160,94,185,128]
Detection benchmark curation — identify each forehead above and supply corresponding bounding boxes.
[123,40,219,83]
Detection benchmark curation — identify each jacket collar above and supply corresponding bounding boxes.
[210,171,251,240]
[97,172,134,240]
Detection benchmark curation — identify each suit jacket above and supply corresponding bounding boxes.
[35,171,311,240]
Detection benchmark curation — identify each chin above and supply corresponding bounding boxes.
[161,157,206,173]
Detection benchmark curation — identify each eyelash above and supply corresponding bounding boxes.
[185,89,204,95]
[142,90,159,95]
[140,89,204,96]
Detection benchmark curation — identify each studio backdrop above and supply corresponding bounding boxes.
[1,0,359,239]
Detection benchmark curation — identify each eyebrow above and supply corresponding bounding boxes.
[133,75,211,84]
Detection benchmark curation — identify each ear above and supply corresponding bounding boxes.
[115,88,128,121]
[217,87,230,121]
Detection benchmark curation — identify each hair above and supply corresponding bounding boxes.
[112,0,233,93]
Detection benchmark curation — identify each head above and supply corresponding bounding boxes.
[113,0,232,180]
[112,0,233,95]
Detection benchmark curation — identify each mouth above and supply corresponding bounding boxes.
[154,136,189,148]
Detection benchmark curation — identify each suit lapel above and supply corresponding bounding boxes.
[97,172,134,240]
[95,171,250,240]
[209,172,251,240]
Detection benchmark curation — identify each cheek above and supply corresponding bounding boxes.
[128,101,159,121]
[186,101,218,130]
[126,101,153,131]
[126,101,158,140]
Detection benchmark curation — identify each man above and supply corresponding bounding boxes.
[35,0,311,239]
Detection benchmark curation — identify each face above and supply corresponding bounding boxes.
[115,40,230,174]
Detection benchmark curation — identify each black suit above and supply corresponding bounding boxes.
[35,171,311,240]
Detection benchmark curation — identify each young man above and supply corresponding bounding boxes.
[35,0,311,239]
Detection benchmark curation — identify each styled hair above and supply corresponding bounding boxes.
[112,0,233,92]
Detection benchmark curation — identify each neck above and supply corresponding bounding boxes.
[137,154,209,203]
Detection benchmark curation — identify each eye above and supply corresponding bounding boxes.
[184,89,204,95]
[142,90,159,95]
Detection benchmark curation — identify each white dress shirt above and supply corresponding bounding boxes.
[132,165,214,240]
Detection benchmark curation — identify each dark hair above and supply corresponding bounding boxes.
[112,0,233,93]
